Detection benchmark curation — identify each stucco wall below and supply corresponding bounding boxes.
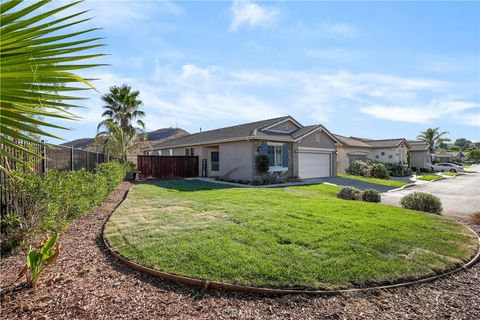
[410,150,431,170]
[218,141,254,181]
[336,146,371,174]
[268,120,300,132]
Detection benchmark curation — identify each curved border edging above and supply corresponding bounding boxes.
[102,188,480,296]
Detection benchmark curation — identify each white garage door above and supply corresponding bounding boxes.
[298,151,331,179]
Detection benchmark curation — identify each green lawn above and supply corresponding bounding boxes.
[418,175,442,181]
[441,172,458,177]
[104,180,477,290]
[338,173,407,187]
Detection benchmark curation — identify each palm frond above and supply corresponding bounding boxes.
[0,0,104,174]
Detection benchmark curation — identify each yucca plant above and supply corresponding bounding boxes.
[0,0,104,174]
[17,234,60,287]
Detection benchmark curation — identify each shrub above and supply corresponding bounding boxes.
[370,163,389,179]
[253,174,275,186]
[336,186,363,200]
[0,162,126,253]
[400,192,442,214]
[385,163,412,177]
[362,189,381,203]
[469,212,480,225]
[347,160,370,177]
[255,155,270,174]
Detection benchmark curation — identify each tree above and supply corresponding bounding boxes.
[96,121,137,163]
[454,138,472,150]
[417,128,450,152]
[468,149,480,161]
[98,85,146,133]
[0,0,104,175]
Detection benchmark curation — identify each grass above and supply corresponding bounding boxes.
[418,175,442,181]
[441,172,458,176]
[338,173,407,187]
[105,180,477,290]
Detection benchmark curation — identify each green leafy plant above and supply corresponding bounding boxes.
[18,234,60,287]
[417,128,450,152]
[0,0,104,175]
[400,192,442,214]
[362,189,381,203]
[347,160,370,177]
[370,163,389,179]
[336,186,363,200]
[255,155,269,174]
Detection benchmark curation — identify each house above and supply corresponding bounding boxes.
[432,151,467,163]
[408,140,432,170]
[146,116,341,182]
[334,135,410,174]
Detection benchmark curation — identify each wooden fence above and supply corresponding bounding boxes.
[137,155,199,179]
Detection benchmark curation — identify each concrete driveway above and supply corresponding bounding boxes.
[382,166,480,219]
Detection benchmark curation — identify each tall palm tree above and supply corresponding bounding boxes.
[96,120,136,163]
[98,85,146,133]
[417,128,451,152]
[0,0,104,174]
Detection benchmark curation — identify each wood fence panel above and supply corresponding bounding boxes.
[137,156,199,179]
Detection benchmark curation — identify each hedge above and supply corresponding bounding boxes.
[0,162,127,253]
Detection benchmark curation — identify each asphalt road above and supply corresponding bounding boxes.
[382,165,480,219]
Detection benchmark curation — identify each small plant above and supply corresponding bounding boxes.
[255,155,270,175]
[370,163,389,179]
[253,174,275,185]
[336,186,363,200]
[18,234,60,287]
[400,192,442,214]
[347,160,370,177]
[362,189,381,203]
[469,212,480,225]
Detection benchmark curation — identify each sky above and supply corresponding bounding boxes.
[42,0,479,143]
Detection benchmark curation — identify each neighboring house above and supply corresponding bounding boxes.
[432,151,467,163]
[334,135,410,174]
[408,140,432,170]
[146,116,341,182]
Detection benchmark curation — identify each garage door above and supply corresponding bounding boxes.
[298,151,331,179]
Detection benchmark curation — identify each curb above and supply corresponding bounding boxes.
[102,188,480,296]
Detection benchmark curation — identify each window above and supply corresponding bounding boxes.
[211,151,219,171]
[185,148,189,156]
[375,155,379,159]
[268,145,282,167]
[388,155,393,159]
[381,152,385,156]
[157,150,162,155]
[315,134,320,142]
[168,149,173,156]
[185,148,195,156]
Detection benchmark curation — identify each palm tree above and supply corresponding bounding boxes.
[96,120,136,163]
[417,128,451,152]
[98,85,146,133]
[0,0,104,174]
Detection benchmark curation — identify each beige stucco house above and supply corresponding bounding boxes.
[334,135,411,174]
[145,116,341,182]
[408,140,432,170]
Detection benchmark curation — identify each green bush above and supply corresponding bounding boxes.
[385,163,412,177]
[347,160,370,177]
[370,163,389,179]
[400,192,442,214]
[0,162,126,253]
[362,189,381,203]
[255,155,270,174]
[336,186,363,200]
[253,174,276,186]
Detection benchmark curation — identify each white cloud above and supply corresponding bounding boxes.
[361,101,479,125]
[230,0,280,31]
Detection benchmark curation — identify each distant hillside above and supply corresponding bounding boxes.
[62,128,189,150]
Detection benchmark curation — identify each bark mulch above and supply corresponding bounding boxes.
[1,181,479,319]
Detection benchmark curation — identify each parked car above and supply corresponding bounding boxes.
[431,163,464,173]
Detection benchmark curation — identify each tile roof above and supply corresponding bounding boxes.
[333,134,371,148]
[150,116,340,149]
[407,140,430,151]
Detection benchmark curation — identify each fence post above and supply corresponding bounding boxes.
[41,140,47,173]
[70,146,74,171]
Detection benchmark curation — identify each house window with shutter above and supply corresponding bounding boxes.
[266,142,288,172]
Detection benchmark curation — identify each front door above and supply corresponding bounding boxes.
[210,151,219,175]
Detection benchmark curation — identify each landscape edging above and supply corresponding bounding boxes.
[102,188,480,296]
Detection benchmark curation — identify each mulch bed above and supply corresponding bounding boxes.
[1,181,479,319]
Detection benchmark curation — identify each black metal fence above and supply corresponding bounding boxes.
[0,142,110,224]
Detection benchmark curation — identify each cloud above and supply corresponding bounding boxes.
[361,101,479,125]
[230,0,280,31]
